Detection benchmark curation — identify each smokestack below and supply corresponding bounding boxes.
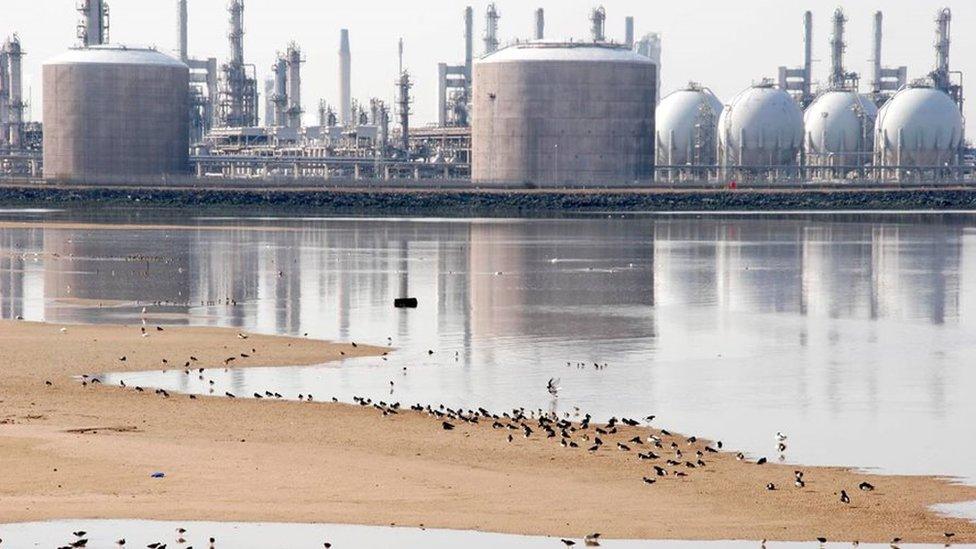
[803,10,813,102]
[872,11,883,94]
[0,48,8,148]
[625,16,635,49]
[286,43,302,128]
[339,29,351,126]
[535,8,545,40]
[464,6,474,82]
[177,0,188,62]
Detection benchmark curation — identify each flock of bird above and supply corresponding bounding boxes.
[60,327,964,548]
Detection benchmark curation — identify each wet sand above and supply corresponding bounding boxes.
[0,320,973,543]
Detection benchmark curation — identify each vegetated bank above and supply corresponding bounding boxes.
[3,182,976,215]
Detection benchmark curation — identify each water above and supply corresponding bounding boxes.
[2,208,976,484]
[0,520,969,548]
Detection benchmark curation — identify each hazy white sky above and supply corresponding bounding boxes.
[5,0,975,135]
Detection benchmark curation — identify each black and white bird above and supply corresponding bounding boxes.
[547,378,561,397]
[840,490,851,504]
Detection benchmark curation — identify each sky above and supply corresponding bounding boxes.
[5,0,975,136]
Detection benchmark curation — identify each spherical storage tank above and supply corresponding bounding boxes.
[718,83,804,168]
[875,85,964,168]
[656,83,723,166]
[43,45,190,181]
[804,91,878,167]
[472,42,656,187]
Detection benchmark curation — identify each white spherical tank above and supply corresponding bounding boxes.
[655,84,723,166]
[718,84,804,168]
[875,86,964,168]
[804,91,878,167]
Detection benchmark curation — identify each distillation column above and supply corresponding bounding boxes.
[285,43,302,128]
[484,4,500,54]
[78,0,108,47]
[6,36,23,150]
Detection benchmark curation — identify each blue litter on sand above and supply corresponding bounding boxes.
[150,472,166,478]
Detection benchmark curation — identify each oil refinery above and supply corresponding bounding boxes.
[0,1,972,186]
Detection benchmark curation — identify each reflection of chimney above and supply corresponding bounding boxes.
[339,29,351,126]
[535,8,544,40]
[177,0,188,62]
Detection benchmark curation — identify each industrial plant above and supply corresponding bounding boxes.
[0,2,971,186]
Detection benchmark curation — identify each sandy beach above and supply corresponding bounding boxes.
[0,319,974,544]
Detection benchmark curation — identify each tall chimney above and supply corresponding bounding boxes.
[0,48,8,147]
[464,6,474,82]
[339,29,351,126]
[272,55,287,127]
[872,11,883,94]
[625,16,635,49]
[803,10,813,103]
[828,8,847,89]
[535,8,545,40]
[177,0,188,62]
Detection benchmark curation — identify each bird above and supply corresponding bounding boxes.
[816,538,826,545]
[766,482,776,491]
[776,432,788,442]
[945,532,955,539]
[547,378,561,397]
[756,457,767,465]
[584,533,601,546]
[559,540,576,547]
[840,490,851,504]
[858,481,875,491]
[642,477,656,485]
[442,421,455,430]
[73,532,87,538]
[115,539,125,546]
[794,478,805,488]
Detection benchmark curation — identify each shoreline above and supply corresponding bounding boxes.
[4,184,976,214]
[0,320,974,543]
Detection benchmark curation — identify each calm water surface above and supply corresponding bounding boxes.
[2,209,976,483]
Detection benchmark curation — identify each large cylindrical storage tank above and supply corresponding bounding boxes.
[804,91,878,168]
[718,83,804,168]
[874,85,964,169]
[43,45,190,181]
[656,83,723,166]
[472,42,656,187]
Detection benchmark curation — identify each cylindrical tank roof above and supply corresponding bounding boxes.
[478,41,653,64]
[44,45,187,68]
